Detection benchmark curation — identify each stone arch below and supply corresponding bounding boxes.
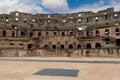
[21,31,25,37]
[38,32,41,37]
[105,38,110,44]
[96,30,99,37]
[19,44,23,46]
[70,31,73,35]
[10,43,14,45]
[46,32,49,35]
[61,45,64,49]
[69,44,73,49]
[86,43,91,48]
[52,45,56,49]
[77,44,81,49]
[29,32,33,37]
[105,29,109,35]
[54,32,57,35]
[44,45,48,49]
[12,31,15,37]
[116,39,120,47]
[86,30,90,37]
[95,43,101,48]
[62,32,65,36]
[2,30,6,37]
[116,28,119,35]
[28,44,32,49]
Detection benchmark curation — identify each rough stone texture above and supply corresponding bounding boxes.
[0,49,119,57]
[0,7,120,57]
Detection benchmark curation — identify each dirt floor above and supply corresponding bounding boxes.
[0,57,120,80]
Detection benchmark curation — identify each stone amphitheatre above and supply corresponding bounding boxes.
[0,7,120,57]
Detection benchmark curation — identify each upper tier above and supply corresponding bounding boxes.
[0,7,120,30]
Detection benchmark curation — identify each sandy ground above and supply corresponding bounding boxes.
[0,57,120,80]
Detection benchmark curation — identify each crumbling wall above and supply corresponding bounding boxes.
[0,49,120,57]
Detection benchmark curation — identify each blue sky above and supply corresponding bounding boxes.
[0,0,120,14]
[67,0,100,9]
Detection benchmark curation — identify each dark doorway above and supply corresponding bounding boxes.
[96,30,99,37]
[69,44,73,49]
[52,45,56,49]
[38,32,41,37]
[44,45,48,49]
[105,38,110,44]
[2,30,6,37]
[116,39,120,47]
[12,31,15,37]
[62,32,65,36]
[10,43,14,45]
[19,44,23,46]
[21,31,25,37]
[86,43,91,48]
[28,44,32,49]
[105,29,109,35]
[54,32,57,36]
[61,45,64,49]
[29,32,33,37]
[70,32,73,35]
[95,43,101,48]
[77,44,81,49]
[116,28,119,35]
[86,31,90,37]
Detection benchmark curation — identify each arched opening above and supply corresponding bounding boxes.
[105,29,109,35]
[52,45,56,49]
[61,45,64,49]
[86,43,91,48]
[10,43,14,45]
[105,15,108,20]
[21,31,25,37]
[69,44,73,49]
[77,44,81,49]
[62,32,65,36]
[46,32,49,35]
[44,45,48,49]
[38,32,41,37]
[96,30,99,37]
[28,44,32,49]
[54,32,57,36]
[29,32,33,37]
[70,32,73,35]
[116,28,119,35]
[86,31,90,37]
[116,39,120,47]
[2,30,6,37]
[12,31,15,37]
[95,43,101,48]
[19,44,23,46]
[105,38,110,44]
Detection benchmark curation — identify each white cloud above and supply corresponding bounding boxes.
[41,0,69,13]
[0,0,44,14]
[0,0,120,14]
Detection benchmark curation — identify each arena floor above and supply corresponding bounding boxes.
[0,57,120,80]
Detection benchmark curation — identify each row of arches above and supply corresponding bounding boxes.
[2,28,120,37]
[86,28,120,37]
[1,30,74,37]
[86,30,109,37]
[43,43,101,49]
[2,30,34,37]
[9,43,34,49]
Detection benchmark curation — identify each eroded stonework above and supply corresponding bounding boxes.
[0,7,120,57]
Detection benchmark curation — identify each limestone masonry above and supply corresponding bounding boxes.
[0,7,120,57]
